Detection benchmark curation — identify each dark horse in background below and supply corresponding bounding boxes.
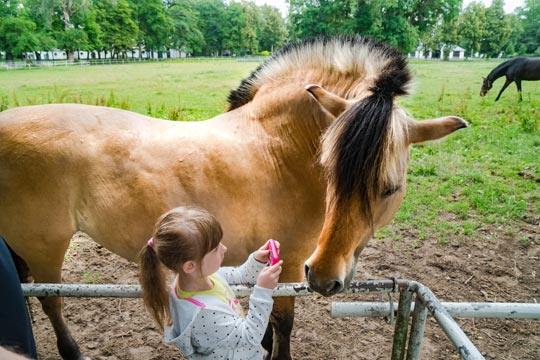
[480,56,540,101]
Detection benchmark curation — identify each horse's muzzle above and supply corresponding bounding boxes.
[304,263,344,297]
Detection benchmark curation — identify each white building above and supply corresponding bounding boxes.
[409,45,466,60]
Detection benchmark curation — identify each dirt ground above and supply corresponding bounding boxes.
[30,220,540,360]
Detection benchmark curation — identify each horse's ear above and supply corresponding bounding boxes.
[305,84,350,117]
[408,116,468,144]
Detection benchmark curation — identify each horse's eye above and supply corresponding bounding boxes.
[382,185,401,197]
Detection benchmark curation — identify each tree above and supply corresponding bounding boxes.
[504,14,523,57]
[458,2,487,58]
[222,1,261,56]
[288,0,354,39]
[82,7,103,59]
[481,0,510,58]
[53,0,91,60]
[167,0,205,55]
[350,0,418,52]
[258,5,287,52]
[127,0,171,59]
[518,0,540,54]
[94,0,138,58]
[0,17,39,60]
[193,0,226,56]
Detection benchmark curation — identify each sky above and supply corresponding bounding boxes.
[255,0,526,16]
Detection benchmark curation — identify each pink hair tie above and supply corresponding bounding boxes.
[147,238,155,248]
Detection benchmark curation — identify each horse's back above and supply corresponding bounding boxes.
[0,104,175,259]
[506,57,540,80]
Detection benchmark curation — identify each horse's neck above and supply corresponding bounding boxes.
[247,91,332,149]
[488,61,512,81]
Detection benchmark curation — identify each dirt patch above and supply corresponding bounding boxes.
[30,223,540,360]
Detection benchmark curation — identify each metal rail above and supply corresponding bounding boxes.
[22,279,540,360]
[21,279,407,298]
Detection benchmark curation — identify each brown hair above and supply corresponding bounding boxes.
[138,206,223,328]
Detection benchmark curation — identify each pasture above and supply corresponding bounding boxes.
[1,58,539,359]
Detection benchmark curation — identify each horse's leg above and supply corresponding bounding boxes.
[495,79,512,101]
[515,79,523,101]
[26,240,87,360]
[265,297,295,360]
[262,322,274,357]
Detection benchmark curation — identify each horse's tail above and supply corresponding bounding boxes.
[321,38,411,223]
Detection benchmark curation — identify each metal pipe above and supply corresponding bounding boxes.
[21,279,408,299]
[406,297,428,360]
[413,282,485,360]
[331,301,540,319]
[391,287,414,360]
[22,283,142,298]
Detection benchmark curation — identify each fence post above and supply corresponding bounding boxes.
[406,296,428,360]
[391,286,414,360]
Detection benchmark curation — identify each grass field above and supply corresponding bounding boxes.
[1,58,538,245]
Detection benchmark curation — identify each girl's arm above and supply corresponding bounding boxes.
[217,253,266,285]
[218,240,278,285]
[190,286,273,351]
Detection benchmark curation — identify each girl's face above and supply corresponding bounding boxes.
[200,242,227,276]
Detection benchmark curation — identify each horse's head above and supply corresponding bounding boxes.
[480,77,492,96]
[225,36,467,295]
[304,86,467,296]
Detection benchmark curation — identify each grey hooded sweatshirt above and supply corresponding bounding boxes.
[164,254,274,359]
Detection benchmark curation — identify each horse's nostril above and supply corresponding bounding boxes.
[304,264,310,280]
[326,280,344,295]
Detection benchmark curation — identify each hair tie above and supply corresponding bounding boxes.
[147,238,155,248]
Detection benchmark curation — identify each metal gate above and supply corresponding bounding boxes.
[22,279,540,360]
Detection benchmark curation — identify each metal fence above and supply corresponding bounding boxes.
[22,279,540,360]
[0,56,266,70]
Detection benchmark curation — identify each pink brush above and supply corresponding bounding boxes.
[268,239,280,266]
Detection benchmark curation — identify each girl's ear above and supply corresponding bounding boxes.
[182,261,197,274]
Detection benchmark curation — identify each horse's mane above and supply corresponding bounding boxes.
[316,37,411,223]
[487,57,524,80]
[227,36,410,110]
[228,36,411,223]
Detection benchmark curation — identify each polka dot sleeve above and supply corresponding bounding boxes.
[218,253,266,285]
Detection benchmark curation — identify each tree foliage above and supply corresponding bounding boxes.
[1,0,540,61]
[458,2,487,58]
[518,0,540,54]
[481,0,510,57]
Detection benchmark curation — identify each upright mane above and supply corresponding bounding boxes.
[227,36,410,111]
[227,36,412,223]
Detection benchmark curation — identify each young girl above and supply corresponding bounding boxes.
[139,206,283,359]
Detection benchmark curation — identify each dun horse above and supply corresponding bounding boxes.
[480,56,540,101]
[0,36,466,360]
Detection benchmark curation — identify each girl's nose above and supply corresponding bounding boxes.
[221,243,227,252]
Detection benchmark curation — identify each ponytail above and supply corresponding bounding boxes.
[138,245,170,329]
[138,206,223,328]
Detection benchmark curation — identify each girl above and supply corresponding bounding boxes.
[139,206,283,359]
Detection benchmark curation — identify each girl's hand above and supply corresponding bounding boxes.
[256,260,283,289]
[254,239,281,264]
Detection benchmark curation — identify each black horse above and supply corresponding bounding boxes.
[480,57,540,101]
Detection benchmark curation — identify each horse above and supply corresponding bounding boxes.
[480,56,540,101]
[0,36,467,360]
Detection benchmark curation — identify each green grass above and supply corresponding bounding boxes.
[1,58,538,245]
[0,60,253,120]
